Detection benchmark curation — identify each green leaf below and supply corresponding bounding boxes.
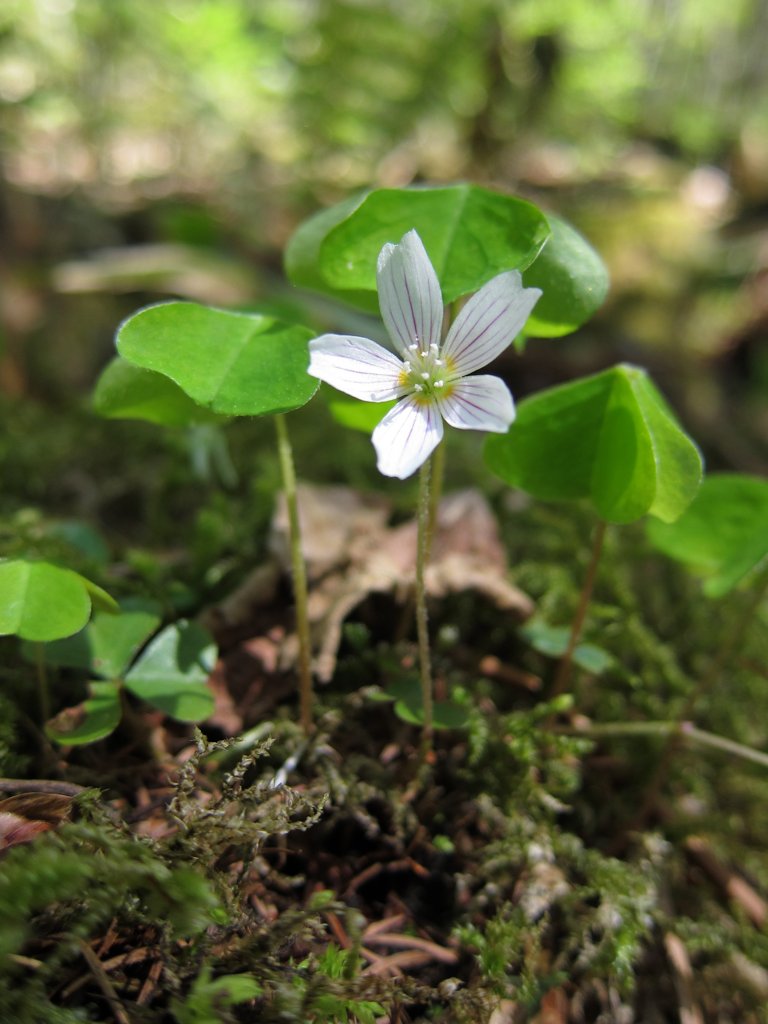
[80,578,119,615]
[523,214,610,337]
[572,643,616,675]
[521,620,572,658]
[0,560,112,642]
[173,965,262,1024]
[45,680,122,746]
[328,396,395,433]
[383,678,468,729]
[44,520,111,566]
[93,356,224,427]
[286,185,549,311]
[86,602,163,679]
[646,473,768,597]
[25,600,163,678]
[124,620,216,722]
[116,302,318,416]
[394,697,468,730]
[521,620,615,674]
[485,364,702,524]
[284,192,375,311]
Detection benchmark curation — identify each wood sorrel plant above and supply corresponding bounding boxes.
[485,364,703,696]
[96,303,319,734]
[306,230,542,753]
[96,183,613,749]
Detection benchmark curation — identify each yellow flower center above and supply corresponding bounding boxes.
[398,343,456,402]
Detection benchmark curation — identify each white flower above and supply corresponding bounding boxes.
[308,230,542,479]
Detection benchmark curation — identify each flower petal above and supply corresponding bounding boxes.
[437,375,515,433]
[308,334,406,402]
[441,272,541,377]
[372,395,444,479]
[377,230,443,357]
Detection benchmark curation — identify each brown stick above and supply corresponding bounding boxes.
[684,836,767,928]
[77,939,133,1024]
[0,778,87,797]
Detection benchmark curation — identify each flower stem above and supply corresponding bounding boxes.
[551,518,607,698]
[274,413,313,735]
[34,642,50,724]
[427,438,445,540]
[416,453,435,759]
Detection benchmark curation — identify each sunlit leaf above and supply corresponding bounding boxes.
[93,356,224,427]
[80,579,119,615]
[0,560,113,642]
[124,620,216,721]
[646,473,768,597]
[117,302,318,416]
[523,214,610,337]
[46,681,122,746]
[485,364,702,524]
[286,185,549,311]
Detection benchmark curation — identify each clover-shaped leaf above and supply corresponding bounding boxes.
[34,600,163,679]
[286,185,549,312]
[124,620,216,722]
[46,681,123,746]
[522,214,610,338]
[485,364,702,524]
[646,473,768,597]
[521,620,615,675]
[116,302,318,416]
[93,356,225,427]
[0,560,116,642]
[32,603,215,744]
[369,677,468,730]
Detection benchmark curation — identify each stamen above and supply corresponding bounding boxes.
[434,380,444,388]
[413,383,424,392]
[409,343,419,352]
[430,343,439,354]
[435,359,444,367]
[404,361,411,371]
[420,372,429,380]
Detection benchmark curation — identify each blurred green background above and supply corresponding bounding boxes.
[1,0,767,473]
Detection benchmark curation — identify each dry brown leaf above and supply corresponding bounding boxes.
[203,484,534,687]
[281,485,532,682]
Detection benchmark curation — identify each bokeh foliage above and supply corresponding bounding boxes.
[2,0,766,203]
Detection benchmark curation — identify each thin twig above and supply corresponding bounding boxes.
[551,519,607,698]
[554,719,768,770]
[634,568,768,826]
[684,836,767,927]
[77,938,132,1024]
